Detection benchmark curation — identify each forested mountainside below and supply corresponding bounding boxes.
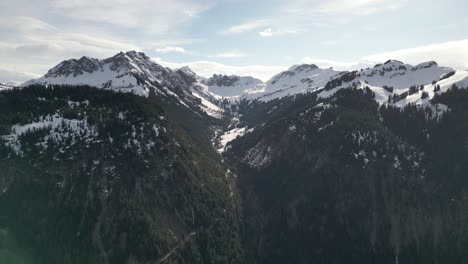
[224,87,468,264]
[0,85,243,264]
[2,51,468,264]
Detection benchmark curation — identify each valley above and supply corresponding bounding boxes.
[1,51,468,263]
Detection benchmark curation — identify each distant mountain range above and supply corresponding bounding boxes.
[23,51,468,110]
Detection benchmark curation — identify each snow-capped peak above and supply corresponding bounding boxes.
[318,59,468,107]
[24,50,171,96]
[45,56,101,78]
[412,61,438,70]
[254,64,342,101]
[22,51,228,119]
[359,60,452,90]
[288,64,320,72]
[177,66,198,78]
[20,53,468,116]
[203,74,265,97]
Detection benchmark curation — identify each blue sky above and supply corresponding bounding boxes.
[0,0,467,83]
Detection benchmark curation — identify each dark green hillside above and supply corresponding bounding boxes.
[226,88,468,264]
[3,83,468,264]
[0,85,244,264]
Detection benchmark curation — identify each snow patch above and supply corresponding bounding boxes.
[243,142,271,168]
[2,113,98,155]
[192,91,224,118]
[218,126,253,153]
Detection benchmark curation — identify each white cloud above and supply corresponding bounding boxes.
[320,0,403,15]
[0,0,217,35]
[220,0,402,38]
[0,66,41,84]
[156,46,188,54]
[285,0,405,16]
[362,39,468,70]
[215,52,245,58]
[223,19,300,37]
[301,57,374,70]
[0,0,213,83]
[49,0,217,34]
[259,27,299,38]
[1,17,138,56]
[0,16,139,82]
[302,39,468,71]
[15,16,59,32]
[259,28,273,37]
[221,19,269,35]
[238,0,406,36]
[153,57,286,81]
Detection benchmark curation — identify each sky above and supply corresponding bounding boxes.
[0,0,467,83]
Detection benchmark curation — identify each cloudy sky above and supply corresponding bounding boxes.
[0,0,467,83]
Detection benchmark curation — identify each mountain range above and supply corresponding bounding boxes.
[23,51,468,109]
[2,51,468,263]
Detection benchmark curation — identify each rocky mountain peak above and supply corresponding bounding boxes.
[206,74,241,87]
[203,74,265,97]
[289,64,319,72]
[45,56,102,78]
[412,61,438,71]
[177,66,197,77]
[383,59,404,65]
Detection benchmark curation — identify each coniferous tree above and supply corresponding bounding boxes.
[421,91,429,99]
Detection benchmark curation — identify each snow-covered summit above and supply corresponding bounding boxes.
[214,60,465,106]
[21,53,468,115]
[23,51,169,96]
[23,50,213,98]
[288,64,320,72]
[176,66,198,78]
[360,60,452,90]
[318,60,468,107]
[23,51,226,118]
[203,74,265,97]
[255,64,342,101]
[45,56,101,78]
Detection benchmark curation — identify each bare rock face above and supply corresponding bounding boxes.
[45,56,101,78]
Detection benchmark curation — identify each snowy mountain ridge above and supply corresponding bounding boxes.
[256,64,342,101]
[316,60,468,106]
[22,51,468,116]
[25,51,161,96]
[202,74,265,98]
[0,82,14,90]
[23,51,224,118]
[203,60,468,108]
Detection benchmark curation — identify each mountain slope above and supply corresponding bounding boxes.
[7,53,468,264]
[0,85,244,264]
[223,87,468,264]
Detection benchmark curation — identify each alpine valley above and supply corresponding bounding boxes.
[2,51,468,264]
